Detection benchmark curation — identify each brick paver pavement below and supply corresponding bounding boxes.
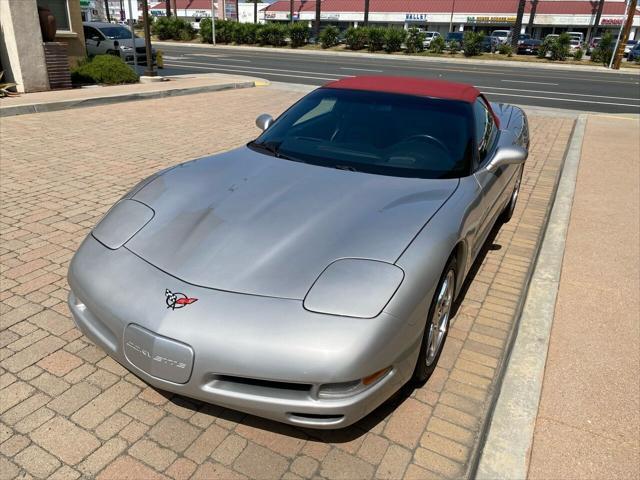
[0,86,574,480]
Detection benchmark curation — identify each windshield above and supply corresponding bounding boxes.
[99,26,137,39]
[249,88,474,180]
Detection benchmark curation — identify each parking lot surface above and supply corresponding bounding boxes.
[0,87,573,479]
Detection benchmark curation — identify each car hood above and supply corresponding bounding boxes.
[126,147,458,299]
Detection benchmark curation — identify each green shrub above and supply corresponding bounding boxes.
[200,17,213,43]
[429,36,445,53]
[214,19,236,43]
[405,27,425,54]
[232,23,261,44]
[288,22,310,48]
[537,38,551,58]
[319,26,340,48]
[71,55,138,85]
[573,47,584,60]
[463,31,484,57]
[591,32,614,66]
[498,43,513,56]
[345,27,367,50]
[384,28,406,53]
[448,40,460,54]
[548,32,570,60]
[367,27,386,52]
[152,16,195,41]
[258,22,287,46]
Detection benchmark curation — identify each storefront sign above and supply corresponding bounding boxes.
[467,16,516,24]
[601,18,624,25]
[321,13,340,20]
[405,13,428,22]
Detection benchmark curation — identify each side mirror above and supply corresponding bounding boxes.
[486,145,527,173]
[255,113,274,131]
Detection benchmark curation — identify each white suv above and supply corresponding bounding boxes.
[83,22,156,65]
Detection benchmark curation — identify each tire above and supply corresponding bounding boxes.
[412,257,457,385]
[500,165,523,224]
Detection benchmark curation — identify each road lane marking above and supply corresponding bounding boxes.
[481,91,640,108]
[186,54,251,62]
[340,67,384,72]
[164,63,342,81]
[501,80,559,86]
[162,47,640,85]
[478,85,640,102]
[165,59,352,77]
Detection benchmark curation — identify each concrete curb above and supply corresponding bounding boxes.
[157,41,640,75]
[0,80,260,118]
[474,114,587,480]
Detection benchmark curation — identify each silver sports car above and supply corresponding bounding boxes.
[68,76,528,429]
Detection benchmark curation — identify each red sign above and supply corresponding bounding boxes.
[601,18,624,25]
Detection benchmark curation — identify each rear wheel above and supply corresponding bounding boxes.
[412,257,457,385]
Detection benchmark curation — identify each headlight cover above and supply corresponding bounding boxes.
[304,259,404,318]
[92,199,154,250]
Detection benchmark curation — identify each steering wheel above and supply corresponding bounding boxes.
[399,134,451,156]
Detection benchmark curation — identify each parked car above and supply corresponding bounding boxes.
[587,36,601,55]
[545,34,559,42]
[508,33,531,46]
[624,40,638,57]
[445,31,464,46]
[83,22,156,65]
[517,38,542,55]
[491,29,511,44]
[68,76,529,429]
[481,35,500,52]
[628,42,640,62]
[422,31,441,48]
[569,39,582,53]
[567,31,584,44]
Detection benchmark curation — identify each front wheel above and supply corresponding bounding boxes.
[501,166,523,224]
[412,257,457,385]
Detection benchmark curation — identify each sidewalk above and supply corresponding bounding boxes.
[528,114,640,479]
[0,73,265,117]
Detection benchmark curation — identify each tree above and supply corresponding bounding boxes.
[290,0,294,24]
[612,0,636,69]
[165,0,171,17]
[364,0,370,27]
[235,0,240,21]
[172,0,178,17]
[314,0,321,39]
[511,0,526,51]
[104,0,111,21]
[254,0,258,24]
[587,0,606,45]
[527,0,538,34]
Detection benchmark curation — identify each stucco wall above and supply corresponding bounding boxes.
[0,0,50,92]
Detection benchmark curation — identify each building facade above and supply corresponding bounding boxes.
[1,0,86,92]
[263,0,639,40]
[148,0,268,23]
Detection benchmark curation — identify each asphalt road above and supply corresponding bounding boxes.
[155,44,640,114]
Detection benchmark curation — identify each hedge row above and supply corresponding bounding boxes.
[200,19,310,48]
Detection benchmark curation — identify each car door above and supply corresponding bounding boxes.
[471,97,508,256]
[84,26,105,56]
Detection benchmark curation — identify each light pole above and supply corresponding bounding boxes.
[448,0,456,33]
[211,0,216,45]
[141,0,156,76]
[127,0,138,71]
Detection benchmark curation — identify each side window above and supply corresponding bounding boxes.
[473,98,497,165]
[84,27,102,40]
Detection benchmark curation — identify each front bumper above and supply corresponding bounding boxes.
[68,236,420,428]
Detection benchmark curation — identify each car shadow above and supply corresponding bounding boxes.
[159,223,505,442]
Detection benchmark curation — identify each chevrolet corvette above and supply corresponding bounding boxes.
[68,76,529,428]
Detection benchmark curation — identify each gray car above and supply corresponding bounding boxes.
[68,76,528,429]
[83,22,155,64]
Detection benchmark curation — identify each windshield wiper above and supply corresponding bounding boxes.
[248,141,288,158]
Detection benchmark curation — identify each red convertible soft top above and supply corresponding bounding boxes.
[324,76,481,103]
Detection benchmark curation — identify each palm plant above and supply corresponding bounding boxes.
[511,0,526,50]
[0,71,18,97]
